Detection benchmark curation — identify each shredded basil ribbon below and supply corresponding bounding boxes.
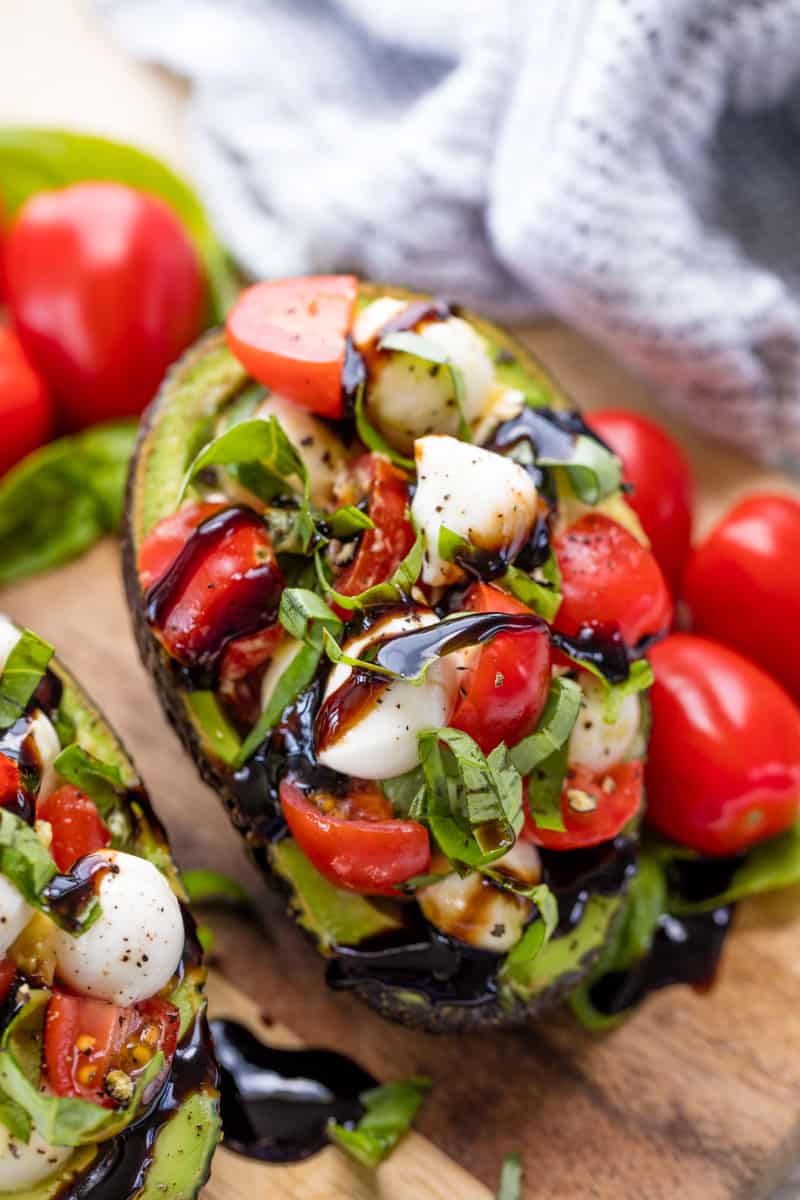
[327,1076,432,1168]
[0,630,54,732]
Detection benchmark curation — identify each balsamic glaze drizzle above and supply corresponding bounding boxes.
[211,1019,374,1163]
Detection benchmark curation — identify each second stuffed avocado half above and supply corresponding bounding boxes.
[123,277,668,1031]
[0,615,219,1198]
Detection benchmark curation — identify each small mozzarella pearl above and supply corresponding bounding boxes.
[568,672,641,772]
[0,875,32,956]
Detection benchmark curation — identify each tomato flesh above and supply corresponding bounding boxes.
[45,991,179,1106]
[226,275,358,419]
[646,634,800,856]
[0,958,16,1005]
[280,777,430,895]
[0,326,53,476]
[6,182,204,428]
[139,503,283,669]
[449,583,551,755]
[524,761,643,850]
[587,410,693,594]
[37,785,111,873]
[553,513,672,646]
[0,754,22,805]
[683,494,800,699]
[332,454,414,612]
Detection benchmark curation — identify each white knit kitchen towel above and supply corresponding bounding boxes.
[96,0,800,469]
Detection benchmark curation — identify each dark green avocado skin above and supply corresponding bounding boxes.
[121,327,628,1033]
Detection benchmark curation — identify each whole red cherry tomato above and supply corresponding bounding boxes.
[553,513,673,647]
[226,275,358,419]
[683,493,800,699]
[0,326,54,475]
[646,634,800,855]
[588,410,693,594]
[6,182,204,428]
[280,777,430,895]
[449,583,551,755]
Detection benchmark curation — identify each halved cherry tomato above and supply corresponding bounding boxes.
[0,754,21,805]
[139,503,284,669]
[37,785,111,873]
[332,454,415,612]
[218,623,284,725]
[587,410,693,594]
[280,777,430,895]
[6,182,204,428]
[0,958,16,1005]
[524,761,643,851]
[553,513,672,647]
[683,494,800,698]
[45,992,179,1106]
[449,583,551,755]
[646,634,800,856]
[0,326,54,476]
[226,275,358,419]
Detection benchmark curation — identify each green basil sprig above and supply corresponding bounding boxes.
[179,416,315,549]
[0,421,137,587]
[0,630,53,731]
[0,991,164,1146]
[0,127,237,320]
[52,745,124,818]
[327,1076,431,1168]
[379,330,471,441]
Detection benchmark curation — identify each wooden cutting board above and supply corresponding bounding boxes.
[3,324,800,1200]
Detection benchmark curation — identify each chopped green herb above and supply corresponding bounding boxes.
[0,629,54,731]
[354,382,415,471]
[497,1151,523,1200]
[52,745,124,818]
[327,1076,431,1168]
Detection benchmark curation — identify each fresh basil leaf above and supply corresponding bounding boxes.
[497,1152,523,1200]
[0,810,57,904]
[556,647,653,720]
[327,1076,431,1168]
[524,741,569,835]
[0,990,164,1147]
[379,330,470,441]
[279,588,342,644]
[499,885,558,967]
[354,382,415,471]
[181,869,252,907]
[0,1092,31,1143]
[236,637,323,767]
[180,416,314,548]
[52,745,124,818]
[183,691,242,766]
[570,852,666,1031]
[660,820,800,914]
[326,506,375,537]
[499,563,562,623]
[0,421,138,586]
[437,524,469,563]
[318,527,424,611]
[0,630,54,731]
[539,435,622,504]
[417,729,524,867]
[382,766,426,817]
[0,127,236,320]
[510,676,581,777]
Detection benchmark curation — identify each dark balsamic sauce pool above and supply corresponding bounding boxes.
[210,1019,375,1163]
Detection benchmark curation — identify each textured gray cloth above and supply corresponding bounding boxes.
[96,0,800,464]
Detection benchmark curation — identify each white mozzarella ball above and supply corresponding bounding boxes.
[568,672,641,773]
[0,616,20,669]
[362,309,495,454]
[0,876,32,956]
[260,635,304,712]
[30,710,61,800]
[253,395,347,508]
[412,436,538,587]
[316,609,457,780]
[0,1127,72,1191]
[418,869,532,953]
[352,297,407,348]
[53,851,184,1007]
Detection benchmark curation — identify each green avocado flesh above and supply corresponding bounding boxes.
[127,282,634,1026]
[0,652,219,1198]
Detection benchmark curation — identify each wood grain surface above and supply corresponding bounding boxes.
[3,5,800,1196]
[2,324,799,1200]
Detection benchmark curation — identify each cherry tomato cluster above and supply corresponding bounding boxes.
[0,180,205,470]
[588,409,800,858]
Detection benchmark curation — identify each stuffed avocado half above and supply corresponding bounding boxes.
[0,616,220,1197]
[124,277,671,1031]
